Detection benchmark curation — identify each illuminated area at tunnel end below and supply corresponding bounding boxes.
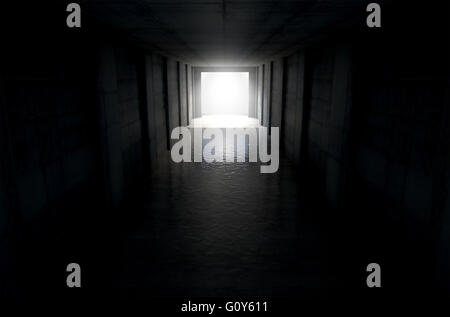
[201,72,249,116]
[194,71,255,128]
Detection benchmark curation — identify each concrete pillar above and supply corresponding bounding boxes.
[178,62,188,126]
[325,45,352,208]
[270,58,284,128]
[293,52,305,166]
[167,58,180,139]
[257,65,264,125]
[193,68,202,118]
[282,53,299,162]
[262,63,272,127]
[248,70,257,118]
[186,65,193,125]
[96,43,124,208]
[436,76,450,289]
[0,78,11,235]
[144,54,158,170]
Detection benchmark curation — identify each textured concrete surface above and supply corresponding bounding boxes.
[84,0,363,64]
[0,0,449,299]
[270,58,284,129]
[113,144,335,297]
[179,63,188,127]
[283,52,305,166]
[167,58,181,145]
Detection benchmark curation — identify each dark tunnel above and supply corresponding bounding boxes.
[0,0,450,310]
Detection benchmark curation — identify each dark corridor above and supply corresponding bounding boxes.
[1,0,450,311]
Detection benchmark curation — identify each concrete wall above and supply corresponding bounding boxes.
[305,47,334,192]
[348,10,450,283]
[1,39,101,222]
[97,44,176,205]
[248,70,257,119]
[179,63,188,126]
[193,69,202,118]
[96,47,192,205]
[96,43,125,208]
[351,57,447,224]
[0,80,12,237]
[0,2,106,294]
[277,1,450,288]
[186,65,194,125]
[116,48,143,190]
[257,65,264,124]
[167,58,181,142]
[282,52,305,166]
[281,44,352,208]
[0,12,178,287]
[144,53,169,170]
[281,38,448,217]
[438,77,450,288]
[96,44,150,206]
[262,63,272,127]
[270,59,284,129]
[305,45,352,208]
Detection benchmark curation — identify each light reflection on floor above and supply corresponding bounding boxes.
[190,115,260,128]
[112,139,336,297]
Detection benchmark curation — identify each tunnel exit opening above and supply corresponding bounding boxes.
[194,71,256,128]
[201,72,249,116]
[191,67,259,128]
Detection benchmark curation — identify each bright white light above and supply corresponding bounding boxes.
[190,115,260,128]
[201,72,249,116]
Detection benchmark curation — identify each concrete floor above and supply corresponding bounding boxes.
[112,147,336,297]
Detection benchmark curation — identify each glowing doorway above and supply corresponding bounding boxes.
[201,72,249,116]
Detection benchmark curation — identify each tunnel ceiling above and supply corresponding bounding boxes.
[85,0,363,65]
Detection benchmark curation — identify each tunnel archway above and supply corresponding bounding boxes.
[201,72,249,116]
[191,66,259,127]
